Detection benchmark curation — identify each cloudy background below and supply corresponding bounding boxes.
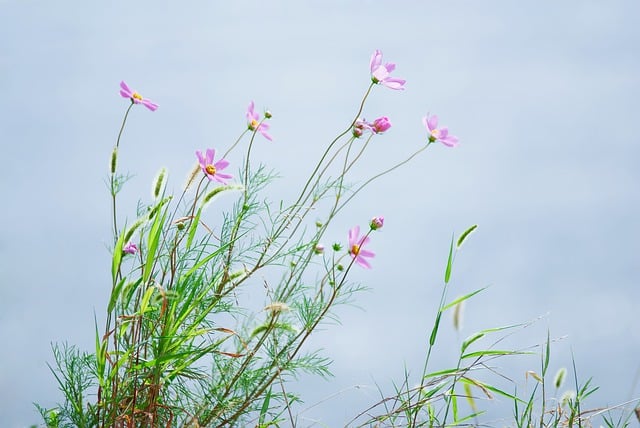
[1,1,639,426]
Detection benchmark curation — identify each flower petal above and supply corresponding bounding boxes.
[359,249,375,258]
[142,99,158,111]
[356,256,372,269]
[206,148,215,164]
[427,114,438,131]
[214,159,230,170]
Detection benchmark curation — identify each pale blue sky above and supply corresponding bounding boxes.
[1,1,639,426]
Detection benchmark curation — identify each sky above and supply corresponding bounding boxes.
[1,1,639,426]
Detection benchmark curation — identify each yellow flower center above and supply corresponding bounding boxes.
[431,129,440,138]
[351,244,360,256]
[132,91,143,101]
[205,164,216,175]
[250,119,259,130]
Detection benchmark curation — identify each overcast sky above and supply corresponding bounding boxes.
[1,1,639,426]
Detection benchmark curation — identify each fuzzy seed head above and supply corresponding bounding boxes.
[110,147,118,173]
[153,167,167,199]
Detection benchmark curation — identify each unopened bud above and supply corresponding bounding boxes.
[370,216,384,230]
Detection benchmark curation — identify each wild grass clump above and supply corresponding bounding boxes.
[35,53,639,428]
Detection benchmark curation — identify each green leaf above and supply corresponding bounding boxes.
[461,349,532,359]
[442,287,488,311]
[461,333,485,354]
[444,236,454,284]
[456,224,478,248]
[111,232,125,282]
[429,311,442,346]
[186,206,203,250]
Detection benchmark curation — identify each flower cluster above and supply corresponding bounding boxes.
[353,116,392,137]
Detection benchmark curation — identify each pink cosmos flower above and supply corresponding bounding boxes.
[119,81,158,111]
[371,116,392,134]
[370,50,406,90]
[246,101,273,141]
[423,114,459,147]
[370,216,384,230]
[348,225,375,269]
[123,242,138,255]
[195,148,233,184]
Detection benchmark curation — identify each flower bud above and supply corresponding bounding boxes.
[313,243,325,255]
[371,116,392,134]
[264,110,272,119]
[123,242,138,255]
[370,216,384,230]
[332,243,342,251]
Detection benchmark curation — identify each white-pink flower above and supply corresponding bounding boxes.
[423,114,459,147]
[370,50,406,90]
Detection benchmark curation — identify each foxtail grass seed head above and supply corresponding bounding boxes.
[229,268,247,281]
[152,167,167,199]
[554,367,567,389]
[264,302,289,314]
[452,301,464,331]
[110,147,118,173]
[184,162,201,192]
[526,370,543,383]
[560,390,576,407]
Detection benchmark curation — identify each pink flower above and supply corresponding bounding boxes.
[119,81,158,111]
[423,114,459,147]
[246,101,273,141]
[348,226,375,269]
[370,216,384,230]
[371,116,392,134]
[195,148,233,184]
[123,242,138,255]
[370,50,406,90]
